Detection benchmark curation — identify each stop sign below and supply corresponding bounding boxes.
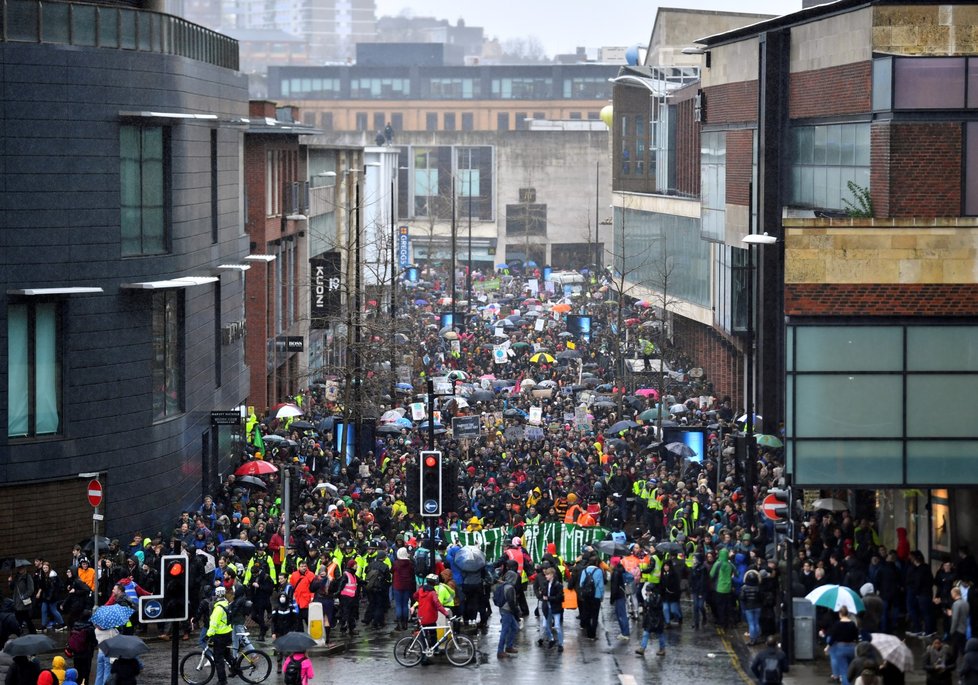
[87,479,103,507]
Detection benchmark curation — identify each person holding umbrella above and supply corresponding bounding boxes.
[277,632,315,685]
[2,634,51,684]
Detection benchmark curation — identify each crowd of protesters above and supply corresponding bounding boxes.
[1,264,967,684]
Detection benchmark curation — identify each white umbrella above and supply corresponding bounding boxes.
[380,410,402,423]
[276,404,303,419]
[669,403,688,414]
[314,482,339,496]
[870,633,913,672]
[195,549,216,573]
[812,497,849,512]
[805,584,864,613]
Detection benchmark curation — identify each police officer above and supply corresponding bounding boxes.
[206,586,233,685]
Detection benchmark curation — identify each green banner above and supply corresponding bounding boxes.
[448,523,609,564]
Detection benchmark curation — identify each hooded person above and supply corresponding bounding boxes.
[961,637,978,685]
[63,669,80,685]
[413,574,450,665]
[496,570,521,659]
[709,548,735,628]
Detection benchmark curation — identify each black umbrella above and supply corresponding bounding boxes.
[219,539,256,551]
[502,408,523,419]
[99,634,149,659]
[81,536,111,553]
[0,558,32,571]
[605,420,639,435]
[556,350,581,360]
[290,420,315,430]
[236,475,267,489]
[273,631,317,653]
[582,378,601,388]
[377,424,404,434]
[262,434,287,444]
[664,442,696,458]
[3,634,55,656]
[317,416,337,432]
[606,438,629,451]
[595,540,630,557]
[582,362,598,369]
[592,400,616,410]
[595,384,614,393]
[468,390,494,403]
[653,541,683,555]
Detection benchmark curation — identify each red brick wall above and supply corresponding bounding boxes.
[726,129,754,206]
[888,122,962,218]
[870,123,892,219]
[785,283,978,316]
[674,97,701,197]
[703,80,758,126]
[789,62,872,119]
[673,317,743,404]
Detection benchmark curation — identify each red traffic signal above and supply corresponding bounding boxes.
[419,451,442,517]
[425,455,437,468]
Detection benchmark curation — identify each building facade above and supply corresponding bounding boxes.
[0,1,250,563]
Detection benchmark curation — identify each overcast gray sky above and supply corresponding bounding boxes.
[375,0,803,57]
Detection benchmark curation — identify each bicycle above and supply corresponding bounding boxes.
[179,632,273,684]
[393,615,476,667]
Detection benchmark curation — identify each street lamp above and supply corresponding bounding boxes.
[741,231,777,532]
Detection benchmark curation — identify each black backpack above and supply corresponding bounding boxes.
[762,654,781,683]
[413,548,430,577]
[492,582,509,608]
[284,655,305,685]
[579,568,597,601]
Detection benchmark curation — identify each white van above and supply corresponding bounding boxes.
[550,271,586,296]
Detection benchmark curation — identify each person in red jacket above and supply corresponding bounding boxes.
[412,574,450,665]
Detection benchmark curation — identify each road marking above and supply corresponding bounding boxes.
[716,628,755,684]
[619,675,638,685]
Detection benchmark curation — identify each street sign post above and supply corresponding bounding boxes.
[762,490,790,522]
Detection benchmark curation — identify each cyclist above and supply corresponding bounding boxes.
[206,586,233,685]
[412,574,451,666]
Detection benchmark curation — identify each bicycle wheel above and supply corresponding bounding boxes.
[393,635,424,667]
[445,633,476,666]
[179,651,216,685]
[236,649,273,684]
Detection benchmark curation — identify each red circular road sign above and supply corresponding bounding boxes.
[762,493,784,521]
[87,479,103,507]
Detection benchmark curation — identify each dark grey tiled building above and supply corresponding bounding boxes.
[0,0,250,564]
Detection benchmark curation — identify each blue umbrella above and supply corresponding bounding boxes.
[394,417,413,428]
[495,263,509,269]
[415,299,428,306]
[395,383,413,392]
[92,604,134,630]
[525,260,538,268]
[418,421,444,430]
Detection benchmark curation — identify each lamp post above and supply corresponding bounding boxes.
[467,169,473,309]
[742,230,777,534]
[450,186,457,322]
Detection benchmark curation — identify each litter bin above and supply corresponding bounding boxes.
[793,597,815,660]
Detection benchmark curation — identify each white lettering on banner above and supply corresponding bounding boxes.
[314,265,325,307]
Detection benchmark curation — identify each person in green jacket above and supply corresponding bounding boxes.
[709,548,735,628]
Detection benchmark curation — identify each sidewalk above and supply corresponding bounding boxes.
[735,630,930,684]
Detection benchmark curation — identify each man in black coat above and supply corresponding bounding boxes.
[749,635,789,684]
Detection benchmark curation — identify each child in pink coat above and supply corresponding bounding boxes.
[282,651,315,685]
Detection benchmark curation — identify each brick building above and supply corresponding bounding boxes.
[612,1,978,557]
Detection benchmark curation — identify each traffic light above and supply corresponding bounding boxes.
[762,489,791,528]
[138,554,189,623]
[419,450,442,517]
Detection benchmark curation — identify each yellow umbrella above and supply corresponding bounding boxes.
[530,352,555,364]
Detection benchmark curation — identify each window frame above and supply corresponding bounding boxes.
[120,123,170,257]
[152,289,184,422]
[7,299,64,440]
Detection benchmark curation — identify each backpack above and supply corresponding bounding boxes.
[66,626,89,656]
[413,548,430,577]
[579,568,597,602]
[284,655,305,685]
[762,654,781,683]
[366,564,385,592]
[492,582,509,608]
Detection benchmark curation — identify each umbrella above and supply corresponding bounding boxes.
[812,497,849,512]
[525,260,538,268]
[377,424,404,434]
[275,404,303,419]
[594,540,631,558]
[81,536,112,553]
[756,434,784,448]
[219,539,256,551]
[502,408,524,419]
[314,482,339,496]
[638,408,665,422]
[274,632,317,653]
[530,352,555,364]
[606,438,628,451]
[447,370,469,381]
[737,413,763,424]
[495,263,509,269]
[469,390,494,403]
[635,388,659,399]
[556,350,581,360]
[394,333,409,344]
[99,635,149,659]
[454,546,487,572]
[652,541,683,555]
[592,400,616,410]
[393,417,413,428]
[3,634,55,656]
[664,442,696,459]
[558,332,574,339]
[499,319,515,328]
[396,383,413,392]
[290,420,315,430]
[552,303,572,313]
[512,341,531,349]
[236,475,267,489]
[605,420,639,434]
[92,604,135,630]
[595,384,614,393]
[380,409,403,423]
[262,434,287,444]
[805,584,865,613]
[669,403,688,414]
[870,633,913,672]
[418,421,444,430]
[195,549,216,573]
[442,330,459,340]
[317,416,337,432]
[234,460,278,477]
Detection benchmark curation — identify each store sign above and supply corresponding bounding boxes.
[310,253,342,329]
[398,226,410,268]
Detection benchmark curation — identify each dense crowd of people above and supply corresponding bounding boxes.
[1,265,966,684]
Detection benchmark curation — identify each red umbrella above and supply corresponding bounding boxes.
[234,461,279,477]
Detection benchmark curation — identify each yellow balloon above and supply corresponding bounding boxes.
[599,104,613,128]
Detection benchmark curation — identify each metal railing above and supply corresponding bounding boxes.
[0,0,238,71]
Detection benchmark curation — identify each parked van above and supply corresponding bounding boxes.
[550,271,586,296]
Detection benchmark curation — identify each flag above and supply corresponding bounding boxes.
[253,427,265,456]
[566,341,576,350]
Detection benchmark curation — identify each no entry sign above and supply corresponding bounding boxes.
[87,479,103,507]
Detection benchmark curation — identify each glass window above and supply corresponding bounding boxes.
[6,0,39,42]
[794,375,903,438]
[793,440,904,485]
[788,123,870,211]
[894,57,966,109]
[41,2,70,43]
[355,112,367,131]
[120,124,168,256]
[872,57,892,111]
[970,58,978,109]
[497,112,509,131]
[152,290,183,421]
[967,122,978,216]
[426,112,438,132]
[700,131,725,242]
[794,326,903,371]
[907,326,978,370]
[907,376,977,437]
[444,113,456,131]
[71,4,97,46]
[461,113,474,131]
[7,301,62,438]
[907,440,978,485]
